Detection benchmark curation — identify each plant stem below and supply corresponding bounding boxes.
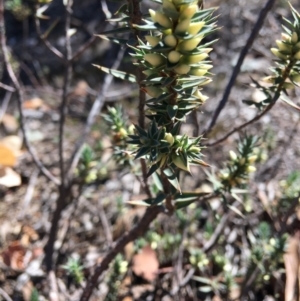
[79,205,163,301]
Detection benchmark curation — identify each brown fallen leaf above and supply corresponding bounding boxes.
[132,245,159,282]
[0,135,22,157]
[1,241,26,271]
[0,144,16,166]
[73,80,89,97]
[23,97,44,109]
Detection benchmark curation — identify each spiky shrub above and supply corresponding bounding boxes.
[128,0,216,179]
[93,2,300,300]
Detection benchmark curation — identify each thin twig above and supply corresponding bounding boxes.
[79,205,164,301]
[66,47,126,180]
[48,271,60,301]
[204,0,276,135]
[0,91,12,123]
[0,0,59,185]
[19,168,39,219]
[203,209,233,252]
[206,100,276,147]
[59,0,73,189]
[0,82,15,92]
[45,0,73,273]
[207,50,297,147]
[71,35,96,62]
[239,266,261,299]
[0,288,13,301]
[34,10,64,59]
[98,197,113,247]
[127,0,152,195]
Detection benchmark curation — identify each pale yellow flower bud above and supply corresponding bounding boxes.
[248,155,257,164]
[239,158,245,165]
[294,51,300,59]
[189,146,200,153]
[179,4,198,20]
[188,21,205,35]
[186,53,208,63]
[162,0,177,13]
[281,33,291,42]
[177,37,202,52]
[168,50,181,63]
[270,48,288,60]
[144,86,163,98]
[275,40,291,52]
[189,68,207,76]
[145,35,160,47]
[291,32,298,43]
[175,19,190,34]
[164,34,177,47]
[247,165,256,173]
[164,133,174,145]
[149,9,172,28]
[229,150,237,161]
[173,64,190,74]
[144,53,165,67]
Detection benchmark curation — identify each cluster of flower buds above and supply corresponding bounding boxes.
[128,121,208,176]
[262,5,300,90]
[218,136,258,191]
[128,0,216,177]
[133,0,216,122]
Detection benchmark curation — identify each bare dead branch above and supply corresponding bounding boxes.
[204,0,276,135]
[34,10,64,59]
[79,205,164,301]
[0,288,13,301]
[45,0,73,273]
[0,82,15,92]
[206,48,297,147]
[206,101,275,147]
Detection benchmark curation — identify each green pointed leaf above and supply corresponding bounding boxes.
[167,105,178,120]
[126,199,152,206]
[135,146,150,159]
[280,94,300,111]
[96,34,132,46]
[152,172,164,192]
[163,168,181,192]
[227,204,245,218]
[171,122,181,136]
[93,65,136,83]
[153,193,166,205]
[132,23,157,31]
[147,163,160,177]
